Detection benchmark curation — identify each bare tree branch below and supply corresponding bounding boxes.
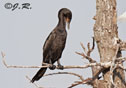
[76,38,96,63]
[68,67,105,88]
[26,76,44,88]
[68,78,92,88]
[26,72,84,88]
[75,52,96,63]
[0,51,110,69]
[87,37,95,56]
[0,52,110,69]
[44,72,84,81]
[2,51,126,71]
[80,42,87,54]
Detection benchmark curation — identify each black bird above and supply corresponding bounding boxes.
[31,8,72,83]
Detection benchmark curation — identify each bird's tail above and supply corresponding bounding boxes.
[31,67,47,83]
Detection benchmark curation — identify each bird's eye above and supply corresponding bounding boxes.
[64,14,67,17]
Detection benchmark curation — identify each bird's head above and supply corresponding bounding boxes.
[58,8,72,29]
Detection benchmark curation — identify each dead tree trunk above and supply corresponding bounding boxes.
[93,0,126,88]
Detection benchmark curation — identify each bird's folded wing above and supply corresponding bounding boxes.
[43,31,56,58]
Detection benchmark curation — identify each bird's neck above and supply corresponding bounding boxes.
[57,15,66,29]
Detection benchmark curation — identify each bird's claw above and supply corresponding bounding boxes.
[57,65,64,70]
[49,64,56,70]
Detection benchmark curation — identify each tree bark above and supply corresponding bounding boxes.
[93,0,126,88]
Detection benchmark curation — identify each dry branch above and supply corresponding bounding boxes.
[68,78,92,88]
[2,51,126,71]
[0,51,113,69]
[77,38,96,63]
[1,51,97,69]
[75,52,96,63]
[0,51,111,69]
[44,72,84,81]
[87,37,95,56]
[74,39,126,88]
[26,72,84,88]
[80,42,87,54]
[26,76,44,88]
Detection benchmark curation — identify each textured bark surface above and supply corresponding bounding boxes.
[93,0,126,88]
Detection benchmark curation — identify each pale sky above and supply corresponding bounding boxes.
[0,0,126,88]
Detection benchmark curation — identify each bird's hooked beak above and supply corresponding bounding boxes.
[66,17,71,30]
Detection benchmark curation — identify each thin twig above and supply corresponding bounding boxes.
[77,38,96,63]
[75,52,96,63]
[26,72,84,88]
[26,76,44,88]
[68,78,92,88]
[44,72,84,81]
[87,37,95,56]
[80,42,87,54]
[92,37,95,50]
[87,43,90,52]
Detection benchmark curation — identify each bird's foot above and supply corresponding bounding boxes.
[49,64,56,70]
[57,65,64,70]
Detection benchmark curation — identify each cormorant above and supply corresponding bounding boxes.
[31,8,72,83]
